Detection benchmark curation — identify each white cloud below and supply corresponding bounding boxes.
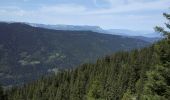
[0,0,169,17]
[40,4,87,14]
[0,6,26,16]
[0,0,169,31]
[88,0,170,15]
[0,3,87,18]
[23,0,29,2]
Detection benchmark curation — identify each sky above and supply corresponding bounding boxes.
[0,0,170,31]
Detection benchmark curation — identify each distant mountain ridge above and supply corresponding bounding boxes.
[27,23,161,36]
[107,29,161,37]
[29,23,103,32]
[0,22,150,86]
[1,21,161,37]
[27,23,162,43]
[0,21,161,42]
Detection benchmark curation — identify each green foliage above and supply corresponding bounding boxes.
[121,90,134,100]
[6,39,165,100]
[140,12,170,100]
[2,36,169,100]
[87,79,103,100]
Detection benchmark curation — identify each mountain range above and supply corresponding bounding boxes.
[0,22,150,86]
[28,22,162,41]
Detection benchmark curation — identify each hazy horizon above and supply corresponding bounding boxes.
[0,0,169,32]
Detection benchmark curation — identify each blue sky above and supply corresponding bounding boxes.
[0,0,169,31]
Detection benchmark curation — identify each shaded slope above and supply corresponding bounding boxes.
[0,22,149,86]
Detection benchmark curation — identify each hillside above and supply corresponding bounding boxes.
[5,33,170,100]
[0,22,149,86]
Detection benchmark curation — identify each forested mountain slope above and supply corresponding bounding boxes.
[5,34,170,100]
[1,13,170,100]
[0,22,149,86]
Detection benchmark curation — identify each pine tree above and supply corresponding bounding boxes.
[155,13,170,40]
[140,12,170,100]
